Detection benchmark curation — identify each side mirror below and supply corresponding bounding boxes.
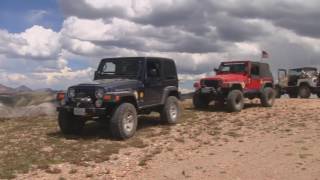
[94,70,100,80]
[213,68,219,73]
[193,82,200,89]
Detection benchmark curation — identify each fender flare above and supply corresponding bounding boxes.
[160,86,180,104]
[108,91,139,107]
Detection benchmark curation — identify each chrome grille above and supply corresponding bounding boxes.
[74,88,95,99]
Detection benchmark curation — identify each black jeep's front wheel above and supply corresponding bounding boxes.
[161,96,181,124]
[58,110,85,135]
[298,86,311,99]
[110,103,138,140]
[226,90,244,112]
[193,92,209,109]
[260,87,276,107]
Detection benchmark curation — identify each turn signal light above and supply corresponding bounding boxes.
[103,95,121,102]
[103,95,112,101]
[56,92,65,101]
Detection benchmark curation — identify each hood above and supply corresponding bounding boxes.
[202,74,247,82]
[70,79,141,92]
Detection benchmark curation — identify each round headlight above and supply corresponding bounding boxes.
[95,89,104,99]
[68,88,75,98]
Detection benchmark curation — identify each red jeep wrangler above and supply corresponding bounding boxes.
[193,61,276,112]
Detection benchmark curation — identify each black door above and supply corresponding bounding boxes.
[162,60,178,89]
[143,59,164,106]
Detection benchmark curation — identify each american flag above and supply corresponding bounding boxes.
[262,50,269,58]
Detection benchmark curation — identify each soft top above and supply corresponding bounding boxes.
[251,62,273,78]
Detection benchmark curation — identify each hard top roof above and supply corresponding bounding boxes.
[100,57,174,62]
[221,60,269,65]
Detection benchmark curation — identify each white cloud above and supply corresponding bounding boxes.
[1,0,320,91]
[0,25,61,59]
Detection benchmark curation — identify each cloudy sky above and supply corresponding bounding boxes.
[0,0,320,90]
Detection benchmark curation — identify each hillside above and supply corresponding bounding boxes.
[0,84,14,94]
[0,91,56,118]
[0,99,319,179]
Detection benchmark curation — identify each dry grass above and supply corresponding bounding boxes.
[0,116,151,179]
[0,102,198,179]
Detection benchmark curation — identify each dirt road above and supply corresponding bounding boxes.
[1,99,320,179]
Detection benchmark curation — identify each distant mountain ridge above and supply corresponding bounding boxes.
[0,84,55,94]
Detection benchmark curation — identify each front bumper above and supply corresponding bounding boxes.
[196,87,226,100]
[57,106,107,117]
[198,87,218,95]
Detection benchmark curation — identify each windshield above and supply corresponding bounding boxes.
[218,63,247,73]
[288,69,316,76]
[96,59,140,79]
[288,69,301,76]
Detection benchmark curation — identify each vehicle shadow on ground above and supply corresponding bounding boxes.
[187,102,263,112]
[47,115,164,140]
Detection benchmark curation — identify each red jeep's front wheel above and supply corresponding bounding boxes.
[193,92,209,109]
[226,90,244,112]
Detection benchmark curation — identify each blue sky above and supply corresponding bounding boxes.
[0,0,63,32]
[0,0,319,91]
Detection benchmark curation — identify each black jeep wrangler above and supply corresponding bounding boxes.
[56,57,181,139]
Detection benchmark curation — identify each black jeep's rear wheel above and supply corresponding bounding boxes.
[298,86,311,99]
[110,103,138,140]
[193,92,209,109]
[317,93,320,98]
[260,87,276,107]
[226,90,244,112]
[161,96,181,124]
[58,110,85,135]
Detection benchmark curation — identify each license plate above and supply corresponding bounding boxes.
[74,108,86,116]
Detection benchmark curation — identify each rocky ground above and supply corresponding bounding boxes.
[0,99,320,180]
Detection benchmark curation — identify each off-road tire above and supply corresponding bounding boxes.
[193,92,209,109]
[260,87,276,107]
[288,93,298,98]
[58,110,85,135]
[317,93,320,98]
[110,103,138,140]
[161,96,181,124]
[226,90,244,112]
[298,86,311,99]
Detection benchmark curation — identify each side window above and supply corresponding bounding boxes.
[251,65,260,77]
[147,61,161,79]
[103,62,116,74]
[163,61,177,80]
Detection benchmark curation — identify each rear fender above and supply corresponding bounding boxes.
[160,86,180,104]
